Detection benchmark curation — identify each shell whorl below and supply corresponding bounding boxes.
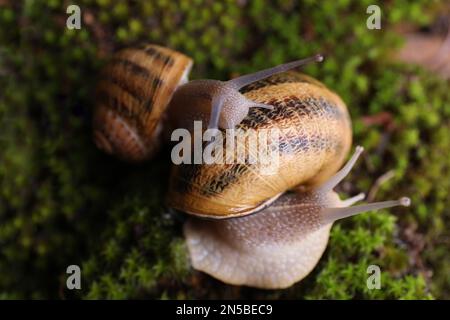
[93,44,193,162]
[167,72,352,218]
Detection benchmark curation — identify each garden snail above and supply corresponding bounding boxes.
[93,44,411,289]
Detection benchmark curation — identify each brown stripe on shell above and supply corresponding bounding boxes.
[135,44,175,67]
[95,87,149,142]
[96,88,134,121]
[240,96,347,130]
[93,105,151,161]
[102,57,163,109]
[110,58,157,81]
[96,80,140,119]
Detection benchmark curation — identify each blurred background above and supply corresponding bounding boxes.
[0,0,449,299]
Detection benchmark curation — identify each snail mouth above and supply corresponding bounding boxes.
[182,192,284,221]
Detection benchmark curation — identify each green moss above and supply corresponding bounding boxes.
[0,0,448,299]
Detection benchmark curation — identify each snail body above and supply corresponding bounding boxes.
[93,44,410,289]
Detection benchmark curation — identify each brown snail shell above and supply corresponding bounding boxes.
[93,44,193,162]
[167,72,352,218]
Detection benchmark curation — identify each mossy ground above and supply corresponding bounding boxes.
[0,0,448,299]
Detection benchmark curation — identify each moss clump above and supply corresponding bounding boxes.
[0,0,448,299]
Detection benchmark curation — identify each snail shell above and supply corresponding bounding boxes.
[93,44,192,162]
[167,72,352,218]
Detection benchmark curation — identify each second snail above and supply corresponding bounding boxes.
[93,44,410,289]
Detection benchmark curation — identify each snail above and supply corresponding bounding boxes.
[93,44,411,289]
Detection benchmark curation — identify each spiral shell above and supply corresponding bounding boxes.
[167,72,352,218]
[93,44,193,162]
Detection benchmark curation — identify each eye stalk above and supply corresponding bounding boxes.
[314,145,411,225]
[207,54,325,131]
[226,54,324,90]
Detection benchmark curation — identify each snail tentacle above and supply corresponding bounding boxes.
[207,94,224,130]
[205,54,324,130]
[227,54,324,89]
[248,101,274,110]
[339,192,365,207]
[321,197,411,225]
[312,145,410,224]
[317,145,364,193]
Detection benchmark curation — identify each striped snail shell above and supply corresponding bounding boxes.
[93,44,192,162]
[167,72,353,218]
